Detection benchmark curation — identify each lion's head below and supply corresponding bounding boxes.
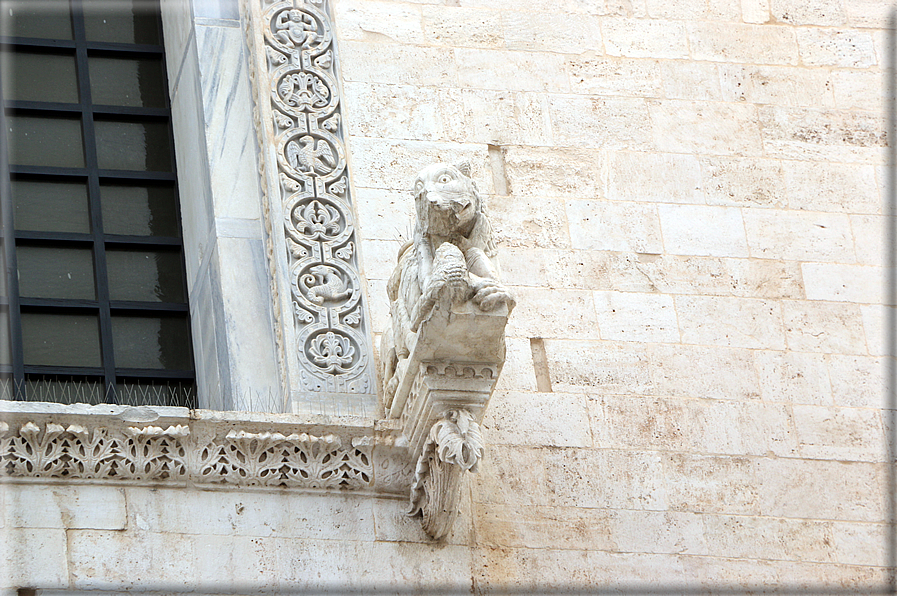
[412,161,495,256]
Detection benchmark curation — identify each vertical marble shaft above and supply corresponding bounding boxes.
[246,0,376,416]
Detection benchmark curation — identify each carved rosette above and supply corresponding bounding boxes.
[257,0,374,399]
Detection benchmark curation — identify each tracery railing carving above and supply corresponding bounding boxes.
[0,406,411,492]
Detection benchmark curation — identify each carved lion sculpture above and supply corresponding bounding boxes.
[381,162,515,406]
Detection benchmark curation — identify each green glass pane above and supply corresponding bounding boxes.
[0,308,10,367]
[17,246,96,300]
[112,315,192,370]
[22,313,101,367]
[12,179,90,234]
[83,0,160,45]
[2,1,73,40]
[94,119,171,171]
[89,55,166,108]
[1,50,79,103]
[0,242,6,297]
[106,249,184,302]
[100,183,180,237]
[7,114,84,168]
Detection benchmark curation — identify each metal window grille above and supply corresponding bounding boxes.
[0,0,196,407]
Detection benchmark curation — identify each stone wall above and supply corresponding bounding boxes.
[341,0,891,590]
[1,0,892,592]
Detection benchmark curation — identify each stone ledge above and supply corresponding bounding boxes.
[0,401,410,496]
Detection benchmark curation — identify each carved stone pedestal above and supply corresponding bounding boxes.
[380,161,514,539]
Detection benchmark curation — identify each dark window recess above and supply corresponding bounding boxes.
[0,0,196,407]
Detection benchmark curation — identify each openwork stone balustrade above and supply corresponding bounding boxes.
[0,402,411,494]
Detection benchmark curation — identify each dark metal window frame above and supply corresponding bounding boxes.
[0,0,195,405]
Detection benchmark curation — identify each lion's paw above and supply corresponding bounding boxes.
[472,281,516,312]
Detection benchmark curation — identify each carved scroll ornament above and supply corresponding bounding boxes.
[250,0,375,407]
[381,162,514,539]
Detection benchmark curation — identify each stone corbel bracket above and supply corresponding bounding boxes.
[388,301,510,539]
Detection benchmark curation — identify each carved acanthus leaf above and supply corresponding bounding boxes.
[0,420,374,490]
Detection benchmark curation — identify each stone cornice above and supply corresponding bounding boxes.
[0,402,411,494]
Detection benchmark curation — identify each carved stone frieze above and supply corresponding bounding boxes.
[246,0,375,412]
[380,162,514,539]
[0,404,409,493]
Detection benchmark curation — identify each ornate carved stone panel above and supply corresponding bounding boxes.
[0,404,410,492]
[245,0,376,414]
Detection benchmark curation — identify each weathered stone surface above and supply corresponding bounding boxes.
[8,0,892,589]
[0,528,69,589]
[754,350,833,405]
[456,49,569,92]
[543,339,653,395]
[501,11,604,53]
[782,300,868,354]
[474,502,615,550]
[566,56,663,98]
[675,295,785,349]
[851,215,886,266]
[791,404,885,462]
[594,290,679,343]
[489,194,571,250]
[718,64,834,107]
[542,448,668,510]
[603,18,690,58]
[342,82,462,142]
[701,515,836,562]
[828,354,889,408]
[662,453,761,515]
[506,287,600,339]
[658,204,749,257]
[802,263,883,304]
[860,305,889,357]
[796,27,876,67]
[648,343,761,400]
[782,161,879,214]
[608,151,703,204]
[483,391,591,448]
[743,209,856,262]
[566,199,663,253]
[421,5,503,48]
[501,145,604,199]
[332,0,426,45]
[688,22,799,64]
[550,96,653,150]
[4,485,126,530]
[456,90,551,145]
[755,458,885,521]
[759,106,886,163]
[340,41,457,86]
[770,0,845,25]
[649,100,763,155]
[700,156,787,208]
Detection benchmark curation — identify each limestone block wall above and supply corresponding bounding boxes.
[1,0,894,593]
[340,0,892,590]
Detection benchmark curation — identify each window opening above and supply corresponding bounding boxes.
[0,0,195,407]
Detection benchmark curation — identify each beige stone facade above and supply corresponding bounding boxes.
[1,0,893,592]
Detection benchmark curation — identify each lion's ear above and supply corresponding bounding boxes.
[455,161,472,178]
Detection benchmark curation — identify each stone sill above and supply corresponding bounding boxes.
[0,401,410,496]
